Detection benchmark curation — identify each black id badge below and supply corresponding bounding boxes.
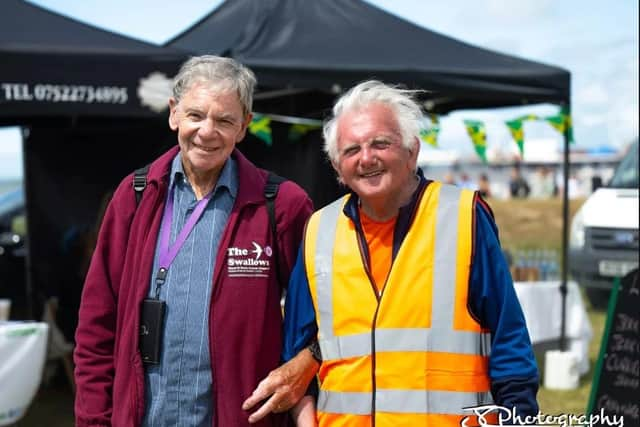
[139,298,166,364]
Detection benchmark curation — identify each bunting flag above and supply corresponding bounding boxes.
[288,123,322,141]
[516,114,540,122]
[245,109,573,157]
[463,119,488,162]
[249,114,272,146]
[419,114,440,147]
[561,106,574,143]
[505,118,525,156]
[544,106,574,143]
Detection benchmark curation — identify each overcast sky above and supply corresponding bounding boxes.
[1,0,638,179]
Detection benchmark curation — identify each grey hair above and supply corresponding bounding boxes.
[323,80,424,163]
[172,55,257,115]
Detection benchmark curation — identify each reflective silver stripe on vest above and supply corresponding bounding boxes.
[314,198,343,341]
[432,184,460,330]
[432,185,491,359]
[319,389,493,415]
[320,328,489,360]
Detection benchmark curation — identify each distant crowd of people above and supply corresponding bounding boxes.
[438,163,608,200]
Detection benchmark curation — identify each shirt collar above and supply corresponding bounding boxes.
[169,152,238,199]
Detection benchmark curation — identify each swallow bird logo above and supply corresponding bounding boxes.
[251,241,263,260]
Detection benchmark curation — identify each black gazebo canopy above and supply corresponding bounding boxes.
[0,0,188,121]
[168,0,570,115]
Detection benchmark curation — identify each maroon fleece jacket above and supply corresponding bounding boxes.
[74,146,313,427]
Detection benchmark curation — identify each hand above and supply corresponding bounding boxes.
[291,395,317,427]
[242,349,319,424]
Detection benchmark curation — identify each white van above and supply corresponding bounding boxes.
[569,138,639,307]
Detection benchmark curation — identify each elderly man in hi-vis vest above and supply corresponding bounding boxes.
[260,80,540,427]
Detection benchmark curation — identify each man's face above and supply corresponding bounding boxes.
[333,103,418,203]
[168,81,250,179]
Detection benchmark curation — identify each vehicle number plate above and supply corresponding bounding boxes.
[598,260,638,277]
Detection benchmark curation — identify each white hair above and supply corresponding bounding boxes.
[323,80,424,163]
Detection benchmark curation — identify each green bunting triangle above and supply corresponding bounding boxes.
[288,123,321,141]
[463,119,487,163]
[544,106,574,143]
[249,114,273,146]
[419,114,440,147]
[505,119,525,156]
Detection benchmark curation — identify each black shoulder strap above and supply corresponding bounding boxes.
[265,172,286,286]
[133,164,150,207]
[265,172,286,238]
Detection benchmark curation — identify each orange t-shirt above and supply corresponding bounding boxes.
[359,208,396,292]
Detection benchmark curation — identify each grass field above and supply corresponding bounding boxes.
[489,197,586,252]
[537,308,606,414]
[489,196,608,415]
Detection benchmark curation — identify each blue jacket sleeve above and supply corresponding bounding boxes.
[282,246,319,397]
[468,201,539,415]
[282,247,318,362]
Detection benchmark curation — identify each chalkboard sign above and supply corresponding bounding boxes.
[587,268,639,427]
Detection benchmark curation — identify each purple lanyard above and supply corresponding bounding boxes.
[153,185,213,299]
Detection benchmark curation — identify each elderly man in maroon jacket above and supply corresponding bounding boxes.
[74,55,317,426]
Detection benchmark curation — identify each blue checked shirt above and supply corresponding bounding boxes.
[142,153,238,427]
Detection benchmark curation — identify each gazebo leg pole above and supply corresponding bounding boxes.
[559,107,570,352]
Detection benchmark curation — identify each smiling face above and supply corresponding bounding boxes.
[332,103,419,213]
[168,81,251,186]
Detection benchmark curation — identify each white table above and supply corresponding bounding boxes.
[514,280,592,376]
[0,321,49,426]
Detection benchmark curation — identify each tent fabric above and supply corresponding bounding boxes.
[0,0,188,120]
[21,121,177,327]
[0,0,189,319]
[168,0,570,114]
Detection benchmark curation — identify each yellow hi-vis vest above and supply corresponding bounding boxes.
[304,182,493,427]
